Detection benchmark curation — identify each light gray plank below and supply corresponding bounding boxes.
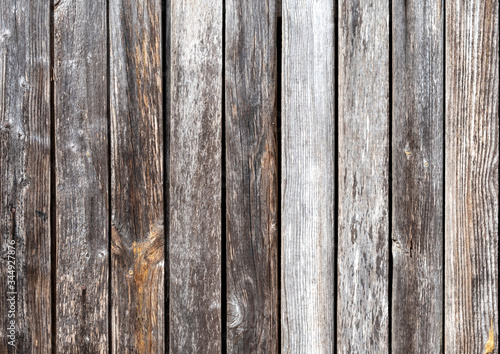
[170,0,222,352]
[281,0,335,352]
[337,0,389,352]
[54,0,109,351]
[445,1,499,352]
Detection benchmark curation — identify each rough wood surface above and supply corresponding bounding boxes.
[391,1,444,352]
[281,0,335,352]
[0,1,51,352]
[445,1,499,352]
[54,0,109,351]
[225,0,278,352]
[337,0,389,352]
[170,0,222,352]
[109,0,164,352]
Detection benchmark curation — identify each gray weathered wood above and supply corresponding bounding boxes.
[445,1,499,352]
[0,1,51,352]
[391,1,444,352]
[225,0,278,352]
[337,0,389,352]
[109,0,164,352]
[281,0,335,352]
[54,0,109,351]
[170,0,222,352]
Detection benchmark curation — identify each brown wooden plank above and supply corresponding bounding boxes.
[54,0,109,351]
[170,0,222,352]
[445,1,499,352]
[281,0,335,352]
[0,1,51,352]
[109,0,164,352]
[391,1,444,352]
[225,0,278,352]
[337,0,389,352]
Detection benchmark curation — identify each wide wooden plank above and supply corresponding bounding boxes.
[109,0,164,352]
[391,1,444,352]
[0,1,51,352]
[54,0,109,351]
[170,0,222,352]
[337,1,389,352]
[225,0,278,352]
[445,1,499,352]
[281,0,335,352]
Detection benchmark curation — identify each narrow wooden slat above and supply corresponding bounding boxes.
[54,0,109,351]
[225,0,278,352]
[445,1,499,352]
[170,0,222,352]
[109,0,164,352]
[0,1,51,352]
[337,1,389,352]
[281,0,335,352]
[391,1,444,352]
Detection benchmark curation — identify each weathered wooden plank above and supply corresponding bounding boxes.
[225,0,278,352]
[109,0,164,352]
[391,1,444,352]
[445,1,499,352]
[337,1,389,352]
[170,0,222,352]
[54,0,109,351]
[281,0,335,352]
[0,1,51,352]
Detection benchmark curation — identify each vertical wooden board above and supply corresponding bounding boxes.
[54,0,109,351]
[0,1,51,352]
[225,0,278,352]
[337,0,389,352]
[109,0,164,352]
[391,1,444,352]
[281,0,335,352]
[445,1,499,352]
[170,0,222,352]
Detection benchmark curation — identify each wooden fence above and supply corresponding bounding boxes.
[0,0,498,353]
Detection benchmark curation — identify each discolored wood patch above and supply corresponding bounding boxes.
[111,219,164,353]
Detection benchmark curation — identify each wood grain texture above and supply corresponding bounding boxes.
[0,1,51,352]
[109,0,164,352]
[391,1,444,352]
[281,0,335,352]
[225,0,278,352]
[170,0,222,352]
[445,1,499,352]
[337,0,389,352]
[54,0,109,351]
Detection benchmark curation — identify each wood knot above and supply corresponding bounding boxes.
[111,218,165,282]
[227,298,244,330]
